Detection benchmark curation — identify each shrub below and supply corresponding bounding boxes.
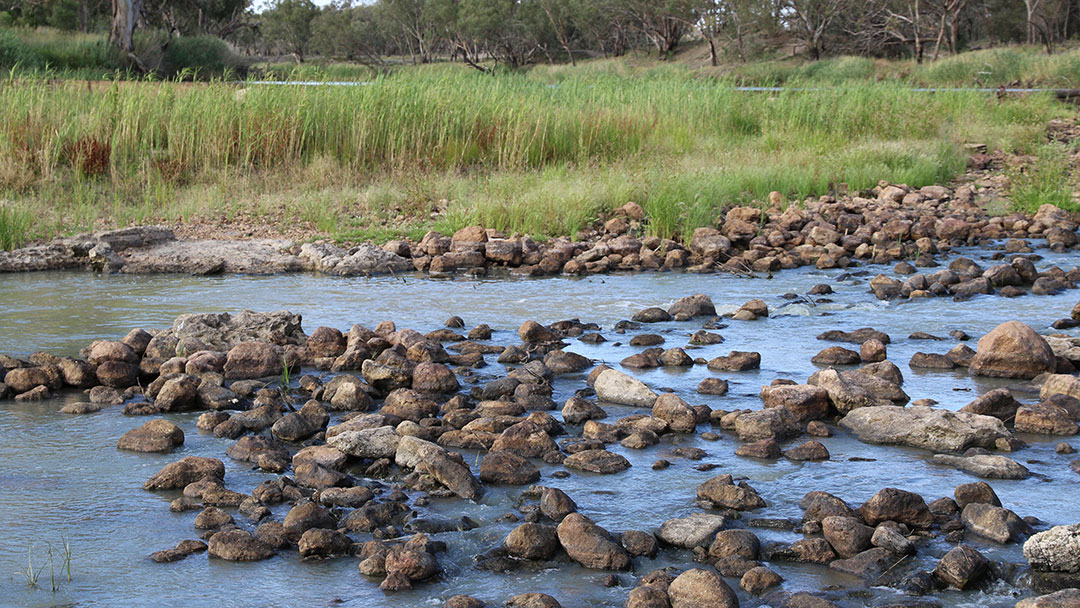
[0,28,41,69]
[161,35,248,79]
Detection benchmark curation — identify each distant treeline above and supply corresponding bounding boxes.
[3,0,1080,72]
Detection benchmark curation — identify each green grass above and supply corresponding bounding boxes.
[0,202,33,250]
[0,61,1071,249]
[1007,143,1079,213]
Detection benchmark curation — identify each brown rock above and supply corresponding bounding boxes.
[117,419,184,453]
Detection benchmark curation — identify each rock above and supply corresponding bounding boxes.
[562,397,606,424]
[761,384,831,421]
[735,438,780,459]
[384,544,440,583]
[395,436,483,501]
[707,351,760,371]
[593,369,658,407]
[934,544,988,589]
[491,421,559,458]
[298,528,352,558]
[1016,403,1079,435]
[669,294,716,318]
[859,488,932,528]
[154,375,200,410]
[960,387,1021,420]
[621,530,658,558]
[207,529,276,561]
[962,503,1033,543]
[667,568,738,608]
[740,566,782,594]
[544,350,591,375]
[96,360,139,388]
[697,475,766,510]
[117,419,184,453]
[784,441,830,461]
[812,346,860,366]
[556,513,631,570]
[734,407,800,441]
[871,524,915,555]
[283,502,338,539]
[149,539,208,563]
[1042,374,1080,401]
[970,321,1056,379]
[652,393,697,433]
[89,385,124,404]
[626,586,671,608]
[633,307,673,323]
[506,593,562,608]
[932,453,1029,479]
[799,491,859,523]
[224,341,284,379]
[817,328,890,345]
[840,406,1010,452]
[540,487,577,521]
[226,435,290,466]
[955,481,1002,508]
[412,362,459,394]
[3,367,50,393]
[1015,588,1080,608]
[504,522,559,560]
[519,320,560,344]
[144,457,224,490]
[822,516,874,558]
[327,426,400,459]
[698,378,729,395]
[479,451,540,485]
[828,547,895,580]
[709,529,760,560]
[807,369,889,413]
[1025,525,1080,573]
[563,449,631,474]
[657,513,728,548]
[444,596,486,608]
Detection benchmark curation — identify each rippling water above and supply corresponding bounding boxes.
[0,246,1078,608]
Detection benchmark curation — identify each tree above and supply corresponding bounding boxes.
[311,2,391,71]
[788,0,849,60]
[110,0,142,53]
[624,0,697,59]
[262,0,318,61]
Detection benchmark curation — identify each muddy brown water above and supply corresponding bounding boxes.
[0,245,1078,608]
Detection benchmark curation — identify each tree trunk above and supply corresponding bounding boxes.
[110,0,142,53]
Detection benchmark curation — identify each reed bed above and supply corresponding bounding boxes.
[0,64,1069,247]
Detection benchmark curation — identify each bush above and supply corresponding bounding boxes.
[0,28,41,70]
[161,35,248,79]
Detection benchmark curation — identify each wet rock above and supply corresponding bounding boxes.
[144,456,224,490]
[633,308,673,323]
[840,406,1010,452]
[934,544,988,589]
[859,488,932,528]
[970,321,1056,379]
[697,475,766,510]
[519,321,561,344]
[657,513,728,549]
[698,378,729,395]
[871,524,915,555]
[149,539,208,563]
[784,440,830,461]
[709,529,760,560]
[760,384,831,421]
[812,346,860,366]
[298,528,352,558]
[960,388,1020,420]
[669,294,716,318]
[194,506,234,529]
[327,426,400,459]
[491,421,559,458]
[556,513,631,570]
[593,369,658,407]
[562,397,606,424]
[828,546,895,580]
[504,522,559,560]
[506,593,562,608]
[395,436,483,501]
[734,407,800,441]
[962,503,1033,543]
[822,516,874,558]
[1025,524,1080,573]
[707,351,760,372]
[96,360,139,388]
[383,544,440,587]
[117,419,184,453]
[543,350,591,375]
[667,568,738,608]
[817,328,890,345]
[932,453,1029,479]
[207,529,276,561]
[1016,402,1079,435]
[1015,588,1080,608]
[223,342,283,380]
[954,481,1001,509]
[479,451,540,485]
[735,438,780,459]
[563,449,630,474]
[412,362,459,394]
[774,538,837,564]
[626,585,671,608]
[621,530,658,558]
[652,393,696,433]
[1042,374,1080,401]
[89,385,124,405]
[807,369,890,413]
[740,566,782,594]
[226,435,290,468]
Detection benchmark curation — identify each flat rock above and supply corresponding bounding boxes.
[840,406,1010,452]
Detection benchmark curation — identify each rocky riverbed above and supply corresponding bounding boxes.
[2,237,1080,607]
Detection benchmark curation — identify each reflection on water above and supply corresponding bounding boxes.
[0,246,1078,607]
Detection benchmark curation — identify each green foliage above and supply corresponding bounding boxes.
[262,0,319,60]
[0,203,33,250]
[162,35,247,78]
[0,29,41,69]
[1008,144,1078,212]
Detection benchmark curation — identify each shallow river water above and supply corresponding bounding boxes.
[0,245,1078,608]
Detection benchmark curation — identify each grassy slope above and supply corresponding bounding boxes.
[0,47,1076,250]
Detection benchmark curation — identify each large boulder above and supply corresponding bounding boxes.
[697,475,766,510]
[961,503,1033,543]
[144,456,224,490]
[807,369,891,413]
[169,310,306,351]
[760,384,831,421]
[1015,589,1080,608]
[652,393,697,433]
[970,321,1056,379]
[504,523,560,560]
[859,488,932,528]
[668,294,716,318]
[657,513,728,549]
[840,406,1010,452]
[667,568,738,608]
[117,419,184,453]
[1025,524,1080,573]
[934,544,988,589]
[556,513,631,570]
[224,341,284,379]
[479,450,540,485]
[327,426,400,459]
[207,529,276,561]
[734,407,800,441]
[594,369,658,407]
[394,436,483,501]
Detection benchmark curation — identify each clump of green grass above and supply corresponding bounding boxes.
[1007,143,1078,212]
[0,201,33,249]
[0,63,1070,244]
